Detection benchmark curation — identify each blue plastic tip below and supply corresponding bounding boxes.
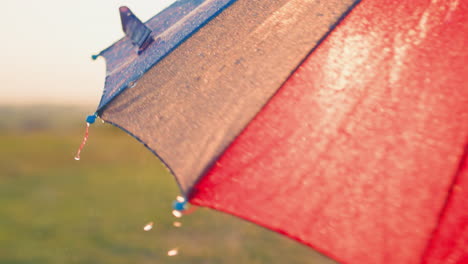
[86,114,97,124]
[172,200,187,211]
[91,54,99,60]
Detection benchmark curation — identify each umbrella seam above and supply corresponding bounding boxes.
[187,0,364,198]
[419,142,468,263]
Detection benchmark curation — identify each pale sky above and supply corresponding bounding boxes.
[1,0,177,105]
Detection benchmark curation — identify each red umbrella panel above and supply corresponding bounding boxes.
[191,1,468,263]
[86,0,468,263]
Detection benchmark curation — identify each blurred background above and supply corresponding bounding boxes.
[0,1,333,263]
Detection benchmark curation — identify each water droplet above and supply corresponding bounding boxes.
[167,248,178,256]
[172,210,182,218]
[143,222,154,231]
[128,80,137,88]
[173,221,182,227]
[176,196,185,203]
[74,118,92,161]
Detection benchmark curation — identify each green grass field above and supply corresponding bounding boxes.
[0,105,335,264]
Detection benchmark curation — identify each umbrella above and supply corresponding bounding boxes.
[83,0,468,263]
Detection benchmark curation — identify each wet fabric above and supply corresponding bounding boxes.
[100,0,359,193]
[97,0,237,109]
[190,0,468,263]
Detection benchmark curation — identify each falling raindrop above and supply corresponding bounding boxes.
[74,114,97,161]
[143,222,154,231]
[173,221,182,227]
[167,248,178,256]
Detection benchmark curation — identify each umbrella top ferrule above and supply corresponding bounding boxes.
[95,0,236,111]
[119,6,153,53]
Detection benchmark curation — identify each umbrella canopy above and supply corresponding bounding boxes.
[97,0,360,193]
[91,0,468,263]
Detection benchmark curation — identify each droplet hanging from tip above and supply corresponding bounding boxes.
[74,114,97,161]
[172,210,183,218]
[171,195,198,218]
